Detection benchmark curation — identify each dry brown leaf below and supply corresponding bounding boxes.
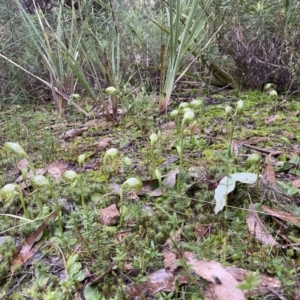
[261,158,277,187]
[242,144,282,156]
[160,121,175,131]
[159,155,179,167]
[115,231,129,243]
[190,123,200,135]
[261,205,300,227]
[244,137,269,144]
[225,267,281,297]
[290,148,300,156]
[97,137,114,149]
[83,119,108,129]
[141,178,160,194]
[282,131,294,139]
[125,263,134,271]
[99,204,120,225]
[236,136,268,146]
[126,269,188,297]
[266,114,280,124]
[184,252,246,300]
[46,160,70,181]
[163,252,178,271]
[161,168,179,187]
[11,212,57,273]
[246,203,278,246]
[16,158,29,171]
[292,179,300,188]
[232,140,240,157]
[62,127,88,140]
[194,225,209,241]
[141,168,179,197]
[163,229,181,250]
[204,126,213,134]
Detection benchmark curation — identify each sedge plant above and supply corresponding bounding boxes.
[12,1,79,117]
[154,0,213,112]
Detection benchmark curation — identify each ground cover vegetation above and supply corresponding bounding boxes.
[0,0,300,299]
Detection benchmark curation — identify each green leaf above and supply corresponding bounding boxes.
[289,156,300,165]
[74,269,85,282]
[289,235,300,243]
[66,254,79,271]
[84,285,103,300]
[68,262,82,277]
[276,181,298,196]
[245,153,260,169]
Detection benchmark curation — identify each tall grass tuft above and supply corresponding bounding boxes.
[154,0,213,112]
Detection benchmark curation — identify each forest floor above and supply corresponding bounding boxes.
[0,90,300,299]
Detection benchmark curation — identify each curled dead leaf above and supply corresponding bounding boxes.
[247,203,278,246]
[184,252,246,300]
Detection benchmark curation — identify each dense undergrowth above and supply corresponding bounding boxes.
[1,0,300,299]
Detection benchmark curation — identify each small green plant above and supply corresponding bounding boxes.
[3,142,36,175]
[150,132,158,175]
[245,153,261,171]
[177,110,195,193]
[78,154,88,216]
[103,148,120,191]
[155,168,163,193]
[1,183,28,218]
[119,178,142,227]
[103,148,120,176]
[30,175,62,234]
[123,156,133,175]
[59,254,85,298]
[105,86,118,95]
[112,248,127,271]
[143,240,162,265]
[170,109,180,132]
[225,100,244,158]
[264,83,278,97]
[237,272,261,297]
